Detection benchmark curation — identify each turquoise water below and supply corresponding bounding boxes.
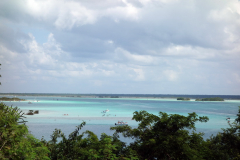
[2,96,240,141]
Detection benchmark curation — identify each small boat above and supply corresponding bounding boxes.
[226,117,231,122]
[115,120,128,126]
[101,109,110,113]
[28,101,32,104]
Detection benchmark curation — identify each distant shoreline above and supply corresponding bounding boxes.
[0,97,26,101]
[0,93,240,100]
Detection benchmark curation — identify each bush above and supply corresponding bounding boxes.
[0,103,49,159]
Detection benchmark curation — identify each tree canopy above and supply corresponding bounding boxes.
[111,111,209,159]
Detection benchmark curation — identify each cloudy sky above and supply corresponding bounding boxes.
[0,0,240,94]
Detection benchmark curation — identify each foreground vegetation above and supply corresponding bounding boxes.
[1,102,240,159]
[0,103,49,159]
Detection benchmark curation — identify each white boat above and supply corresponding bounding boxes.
[115,120,128,126]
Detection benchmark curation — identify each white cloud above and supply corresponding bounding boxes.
[107,40,113,44]
[163,70,179,81]
[104,0,140,22]
[54,3,97,29]
[24,0,141,30]
[19,33,68,68]
[114,47,154,64]
[208,4,240,23]
[26,0,97,30]
[163,45,218,60]
[132,68,145,81]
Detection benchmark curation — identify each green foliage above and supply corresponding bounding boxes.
[0,97,25,101]
[205,106,240,160]
[177,97,185,100]
[0,103,49,159]
[195,97,224,101]
[44,121,138,160]
[111,110,209,160]
[177,97,190,101]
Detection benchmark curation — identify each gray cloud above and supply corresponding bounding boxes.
[0,23,30,53]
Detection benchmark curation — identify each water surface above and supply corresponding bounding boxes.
[3,96,240,141]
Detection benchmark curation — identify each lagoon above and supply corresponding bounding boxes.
[2,95,240,141]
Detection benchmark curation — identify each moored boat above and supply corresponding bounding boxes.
[115,120,128,126]
[102,109,109,113]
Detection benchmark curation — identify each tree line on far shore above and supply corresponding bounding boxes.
[177,97,224,101]
[1,102,239,159]
[0,96,224,102]
[0,97,25,101]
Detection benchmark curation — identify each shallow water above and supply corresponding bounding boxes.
[2,96,240,141]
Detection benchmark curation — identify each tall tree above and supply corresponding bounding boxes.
[111,111,209,160]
